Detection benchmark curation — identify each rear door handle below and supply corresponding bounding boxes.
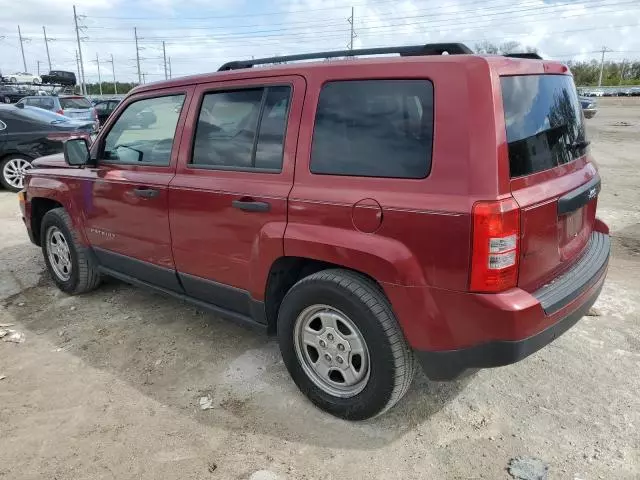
[133,187,160,199]
[232,199,270,212]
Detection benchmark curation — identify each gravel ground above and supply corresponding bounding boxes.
[1,98,639,480]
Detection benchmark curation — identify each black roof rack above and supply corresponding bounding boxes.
[218,43,474,71]
[504,52,543,60]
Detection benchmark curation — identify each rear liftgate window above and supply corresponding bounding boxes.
[310,79,434,179]
[501,75,588,178]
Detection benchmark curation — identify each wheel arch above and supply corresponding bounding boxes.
[30,197,65,246]
[262,256,385,335]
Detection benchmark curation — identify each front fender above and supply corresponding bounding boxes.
[27,175,88,246]
[283,224,426,286]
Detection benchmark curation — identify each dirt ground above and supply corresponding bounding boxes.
[1,98,639,480]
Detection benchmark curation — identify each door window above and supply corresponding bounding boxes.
[191,85,291,172]
[102,94,185,166]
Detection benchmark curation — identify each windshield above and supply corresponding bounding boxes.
[60,97,92,109]
[501,75,587,178]
[18,106,70,124]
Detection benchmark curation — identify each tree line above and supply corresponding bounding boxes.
[474,41,639,86]
[74,43,640,94]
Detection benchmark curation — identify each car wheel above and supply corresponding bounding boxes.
[41,208,101,294]
[277,269,416,420]
[3,96,9,104]
[0,155,32,192]
[33,78,40,85]
[9,77,17,83]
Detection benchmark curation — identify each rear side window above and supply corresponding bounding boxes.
[310,80,434,179]
[191,86,291,172]
[501,75,587,178]
[60,97,92,109]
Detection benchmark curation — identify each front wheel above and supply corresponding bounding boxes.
[278,269,416,420]
[41,208,101,294]
[0,155,32,192]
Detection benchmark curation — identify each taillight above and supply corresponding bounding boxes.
[57,109,64,115]
[470,198,520,293]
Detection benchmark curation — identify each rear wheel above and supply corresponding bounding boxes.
[41,208,101,294]
[0,156,32,192]
[278,269,415,420]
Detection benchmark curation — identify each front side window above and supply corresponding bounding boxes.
[191,85,291,172]
[103,94,185,166]
[310,80,434,179]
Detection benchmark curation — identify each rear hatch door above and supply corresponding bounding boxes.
[501,74,599,292]
[60,96,94,120]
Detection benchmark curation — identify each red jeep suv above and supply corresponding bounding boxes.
[19,44,610,420]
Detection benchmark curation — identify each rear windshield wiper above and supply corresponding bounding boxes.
[570,140,590,150]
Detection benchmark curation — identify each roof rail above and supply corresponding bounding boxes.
[504,52,543,60]
[218,43,473,71]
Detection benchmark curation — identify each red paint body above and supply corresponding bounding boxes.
[22,54,609,355]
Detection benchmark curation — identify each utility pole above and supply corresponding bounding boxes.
[162,41,168,80]
[348,7,355,51]
[168,57,172,79]
[37,60,41,76]
[597,46,610,87]
[17,26,28,72]
[134,27,142,84]
[141,72,146,84]
[94,53,102,95]
[73,5,87,95]
[75,50,81,94]
[107,53,117,94]
[43,26,52,71]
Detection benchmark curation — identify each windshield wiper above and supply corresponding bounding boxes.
[570,140,590,150]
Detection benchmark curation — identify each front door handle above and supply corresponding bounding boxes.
[232,199,270,212]
[133,187,160,199]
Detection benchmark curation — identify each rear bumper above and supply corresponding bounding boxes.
[415,279,604,380]
[384,230,610,380]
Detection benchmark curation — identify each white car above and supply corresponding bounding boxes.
[7,72,41,84]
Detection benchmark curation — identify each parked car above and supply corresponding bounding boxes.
[93,99,121,124]
[40,70,76,86]
[0,105,92,191]
[19,43,610,420]
[579,96,597,119]
[6,72,41,84]
[15,95,98,131]
[629,87,640,96]
[0,85,26,104]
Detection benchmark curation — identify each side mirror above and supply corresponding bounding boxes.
[15,102,24,109]
[63,137,90,166]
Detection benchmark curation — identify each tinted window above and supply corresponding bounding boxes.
[103,94,185,166]
[191,86,291,171]
[60,97,92,109]
[310,80,434,178]
[26,97,55,110]
[94,102,108,112]
[501,75,587,178]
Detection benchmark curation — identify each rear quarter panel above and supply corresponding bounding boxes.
[286,57,505,290]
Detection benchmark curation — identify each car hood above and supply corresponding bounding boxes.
[31,153,68,168]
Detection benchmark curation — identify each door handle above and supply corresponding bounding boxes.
[133,187,160,199]
[232,199,270,212]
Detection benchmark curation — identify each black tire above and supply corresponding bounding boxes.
[277,269,416,420]
[41,208,101,294]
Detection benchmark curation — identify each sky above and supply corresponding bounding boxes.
[0,0,638,84]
